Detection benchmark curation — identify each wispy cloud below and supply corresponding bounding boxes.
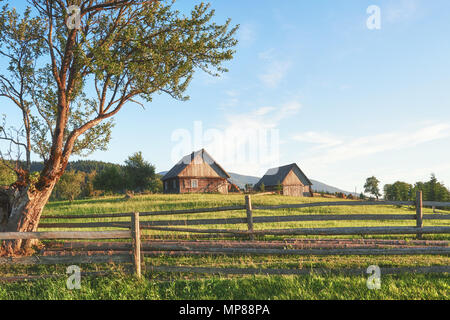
[238,23,257,47]
[204,101,302,175]
[294,123,450,166]
[293,132,343,149]
[219,90,240,108]
[259,60,292,88]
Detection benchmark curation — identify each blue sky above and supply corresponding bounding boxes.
[3,0,450,193]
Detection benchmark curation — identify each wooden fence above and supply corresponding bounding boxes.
[1,191,449,278]
[0,213,143,278]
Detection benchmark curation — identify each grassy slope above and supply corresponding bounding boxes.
[1,194,449,300]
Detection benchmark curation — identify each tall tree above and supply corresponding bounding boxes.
[124,152,156,192]
[414,174,450,203]
[52,170,84,201]
[93,165,124,193]
[364,176,381,200]
[0,0,237,254]
[384,181,413,201]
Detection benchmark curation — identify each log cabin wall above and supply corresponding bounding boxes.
[163,178,180,194]
[179,177,229,194]
[281,170,312,197]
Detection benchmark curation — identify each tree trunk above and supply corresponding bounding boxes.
[0,181,56,256]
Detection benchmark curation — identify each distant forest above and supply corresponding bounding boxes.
[29,160,121,175]
[0,153,162,201]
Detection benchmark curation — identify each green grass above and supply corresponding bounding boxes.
[40,193,450,241]
[1,193,449,300]
[0,272,448,300]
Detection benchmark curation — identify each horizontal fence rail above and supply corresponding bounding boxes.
[41,214,450,229]
[40,205,246,220]
[423,201,450,208]
[0,231,131,240]
[252,200,417,210]
[140,226,450,236]
[2,191,449,280]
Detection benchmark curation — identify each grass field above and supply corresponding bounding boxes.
[1,193,449,300]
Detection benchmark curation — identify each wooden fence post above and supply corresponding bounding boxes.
[131,212,142,278]
[416,191,423,240]
[245,195,254,240]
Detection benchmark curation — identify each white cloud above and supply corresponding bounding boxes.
[259,60,292,88]
[293,132,343,149]
[239,23,256,47]
[219,90,240,108]
[203,101,302,176]
[258,48,276,61]
[254,106,276,116]
[295,123,450,166]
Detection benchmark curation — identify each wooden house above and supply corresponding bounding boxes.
[254,163,313,197]
[161,149,230,194]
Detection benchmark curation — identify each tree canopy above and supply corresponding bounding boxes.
[364,176,381,200]
[0,0,238,188]
[0,1,238,253]
[383,174,450,203]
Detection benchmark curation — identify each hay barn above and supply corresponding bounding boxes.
[254,163,313,197]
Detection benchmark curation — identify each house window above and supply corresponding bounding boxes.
[164,181,168,190]
[173,180,177,189]
[191,179,198,188]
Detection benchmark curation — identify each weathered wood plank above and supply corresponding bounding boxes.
[37,214,450,230]
[416,191,424,239]
[41,213,132,220]
[40,205,246,220]
[141,244,450,255]
[131,212,141,278]
[142,226,450,236]
[140,217,247,227]
[143,246,450,255]
[245,195,254,240]
[0,254,131,265]
[38,222,130,229]
[139,214,422,228]
[423,214,450,220]
[44,242,133,251]
[0,271,116,283]
[423,201,450,208]
[0,231,131,240]
[253,201,415,210]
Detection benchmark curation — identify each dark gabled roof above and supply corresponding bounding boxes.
[254,163,312,189]
[161,149,230,181]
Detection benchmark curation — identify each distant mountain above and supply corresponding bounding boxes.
[228,172,260,189]
[309,179,357,196]
[158,170,355,196]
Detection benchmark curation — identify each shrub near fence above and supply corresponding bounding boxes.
[1,191,449,278]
